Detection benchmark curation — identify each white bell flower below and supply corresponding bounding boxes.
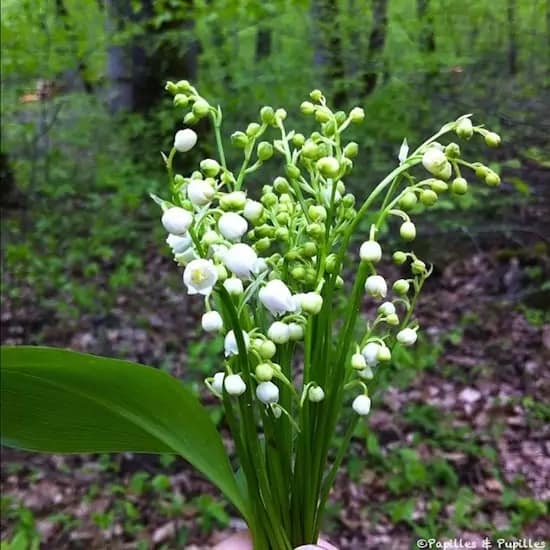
[300,292,323,314]
[175,247,198,266]
[308,386,325,402]
[187,179,215,206]
[360,240,382,263]
[378,302,396,317]
[259,280,295,316]
[288,323,304,341]
[358,366,374,380]
[398,138,409,164]
[211,372,225,394]
[397,327,418,346]
[162,207,193,235]
[218,212,248,240]
[224,330,250,356]
[174,128,198,152]
[224,243,258,278]
[224,374,246,396]
[223,277,244,296]
[256,381,279,404]
[267,321,290,344]
[365,275,387,298]
[201,311,223,332]
[352,395,371,416]
[210,244,229,262]
[422,146,450,178]
[183,259,218,295]
[362,342,381,366]
[243,200,264,223]
[351,353,367,370]
[166,233,192,254]
[252,258,268,274]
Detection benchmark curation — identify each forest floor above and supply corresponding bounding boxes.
[2,168,550,549]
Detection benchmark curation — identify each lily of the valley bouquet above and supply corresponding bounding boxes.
[0,81,501,549]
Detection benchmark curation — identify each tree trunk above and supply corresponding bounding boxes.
[311,0,347,107]
[363,0,389,97]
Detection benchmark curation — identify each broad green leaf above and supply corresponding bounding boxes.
[0,346,247,519]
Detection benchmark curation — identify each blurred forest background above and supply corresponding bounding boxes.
[1,0,549,548]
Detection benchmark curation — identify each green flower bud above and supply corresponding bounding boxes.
[309,89,323,102]
[342,193,355,207]
[216,264,228,282]
[291,266,306,281]
[456,117,473,140]
[301,141,319,159]
[306,223,324,239]
[308,205,327,222]
[175,80,192,92]
[203,230,219,245]
[192,99,210,118]
[165,81,178,95]
[484,132,501,147]
[255,237,271,252]
[273,177,290,194]
[200,158,220,177]
[220,191,247,211]
[315,107,332,123]
[335,111,347,124]
[231,131,249,148]
[286,164,300,179]
[257,141,274,161]
[429,179,448,193]
[349,107,365,123]
[279,193,292,205]
[378,346,391,362]
[301,242,317,258]
[174,94,189,107]
[451,177,468,195]
[341,157,353,175]
[385,313,400,326]
[257,224,276,238]
[275,212,290,225]
[335,275,344,288]
[255,363,274,381]
[275,227,289,241]
[260,106,275,124]
[343,142,359,159]
[400,221,417,241]
[259,341,276,360]
[445,142,461,159]
[399,191,418,211]
[322,120,336,136]
[183,112,198,125]
[485,171,501,186]
[412,259,426,275]
[221,171,234,186]
[180,199,193,210]
[292,133,305,147]
[420,189,438,206]
[261,193,277,207]
[393,279,410,294]
[325,253,338,274]
[301,101,315,114]
[393,251,407,265]
[316,156,340,178]
[275,108,287,121]
[246,122,261,137]
[174,174,185,186]
[473,163,489,178]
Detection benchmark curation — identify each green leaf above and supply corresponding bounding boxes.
[0,346,247,519]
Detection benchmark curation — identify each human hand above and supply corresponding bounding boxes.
[212,530,338,550]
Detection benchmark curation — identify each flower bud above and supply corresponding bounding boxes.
[456,117,473,140]
[292,133,305,147]
[485,171,501,186]
[315,107,331,123]
[259,340,277,360]
[255,363,274,382]
[241,200,263,224]
[192,98,210,118]
[392,280,410,298]
[174,129,198,152]
[165,81,178,94]
[218,212,248,240]
[224,243,258,278]
[396,327,418,346]
[400,221,417,241]
[349,107,365,123]
[162,207,193,235]
[484,132,501,147]
[286,164,300,179]
[199,159,220,178]
[224,374,246,396]
[474,163,489,178]
[174,93,189,107]
[310,89,323,102]
[352,395,371,416]
[288,323,304,341]
[273,176,290,194]
[343,142,359,159]
[301,141,318,158]
[365,275,387,298]
[256,381,279,404]
[166,233,192,254]
[360,240,382,263]
[385,313,399,325]
[300,292,323,314]
[231,131,249,148]
[429,179,448,193]
[317,156,340,179]
[300,101,315,114]
[268,321,290,344]
[223,277,244,296]
[260,106,275,124]
[211,372,225,394]
[201,311,223,332]
[399,191,418,211]
[445,143,461,159]
[393,251,407,265]
[325,253,338,274]
[378,346,391,362]
[220,191,247,211]
[351,353,367,370]
[187,179,215,206]
[246,123,261,137]
[257,141,274,161]
[275,108,287,121]
[362,342,381,366]
[451,177,468,195]
[422,146,449,178]
[378,302,396,317]
[183,112,198,125]
[259,280,295,316]
[308,386,325,403]
[358,366,374,380]
[306,223,324,239]
[411,259,426,275]
[420,189,438,206]
[308,205,327,222]
[224,330,250,356]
